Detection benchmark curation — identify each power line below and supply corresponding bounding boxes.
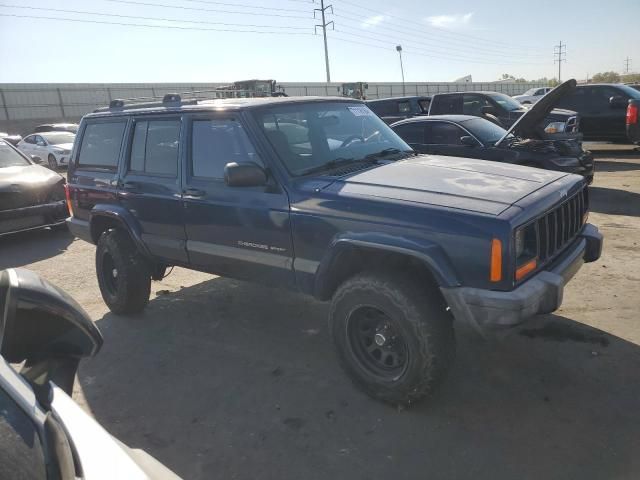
[332,11,547,59]
[554,41,566,81]
[313,0,334,82]
[157,0,311,14]
[335,0,543,50]
[0,13,313,34]
[0,4,312,29]
[103,0,313,19]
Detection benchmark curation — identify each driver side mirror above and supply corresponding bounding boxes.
[0,269,102,396]
[224,162,267,187]
[609,96,628,109]
[460,135,479,147]
[480,106,498,116]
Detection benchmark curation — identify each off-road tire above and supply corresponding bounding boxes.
[96,229,151,314]
[329,271,455,406]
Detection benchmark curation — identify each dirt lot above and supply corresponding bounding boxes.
[1,148,639,480]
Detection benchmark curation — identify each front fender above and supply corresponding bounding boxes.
[89,204,151,258]
[313,232,461,299]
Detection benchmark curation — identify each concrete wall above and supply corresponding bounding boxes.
[0,81,545,135]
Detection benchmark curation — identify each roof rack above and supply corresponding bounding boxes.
[93,93,199,113]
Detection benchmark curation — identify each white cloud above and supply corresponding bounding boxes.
[425,12,473,29]
[362,15,385,28]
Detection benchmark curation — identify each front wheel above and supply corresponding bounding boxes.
[47,154,58,170]
[96,229,151,314]
[329,271,455,406]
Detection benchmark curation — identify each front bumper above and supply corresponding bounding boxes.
[0,200,68,236]
[441,224,602,331]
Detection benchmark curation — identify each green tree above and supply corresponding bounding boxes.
[501,73,516,80]
[621,73,640,83]
[592,71,621,83]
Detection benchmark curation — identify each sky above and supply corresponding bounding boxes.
[0,0,638,83]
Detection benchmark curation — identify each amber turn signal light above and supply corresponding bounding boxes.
[490,238,502,282]
[516,258,537,281]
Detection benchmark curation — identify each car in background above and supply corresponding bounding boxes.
[33,122,79,133]
[554,83,640,143]
[391,115,594,182]
[513,87,553,105]
[0,139,68,236]
[366,96,431,124]
[428,82,579,140]
[0,132,22,146]
[17,130,76,169]
[0,268,182,479]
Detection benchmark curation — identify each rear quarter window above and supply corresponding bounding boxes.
[77,120,127,169]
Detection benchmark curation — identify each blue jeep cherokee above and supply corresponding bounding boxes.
[66,95,602,405]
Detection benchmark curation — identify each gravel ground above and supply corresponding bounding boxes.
[1,148,639,480]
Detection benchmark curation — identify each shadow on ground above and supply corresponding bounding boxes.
[78,277,640,480]
[0,228,74,268]
[589,186,640,217]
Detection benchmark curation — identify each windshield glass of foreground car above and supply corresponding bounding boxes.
[0,141,30,167]
[254,102,411,176]
[463,118,513,144]
[487,93,524,111]
[41,132,75,145]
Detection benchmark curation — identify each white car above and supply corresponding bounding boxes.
[17,131,76,169]
[513,87,553,105]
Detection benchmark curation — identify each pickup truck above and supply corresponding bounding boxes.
[65,95,602,405]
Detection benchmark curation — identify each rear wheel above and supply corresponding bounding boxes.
[96,229,151,314]
[47,154,58,170]
[329,271,455,406]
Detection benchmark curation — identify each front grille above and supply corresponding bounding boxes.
[536,187,588,262]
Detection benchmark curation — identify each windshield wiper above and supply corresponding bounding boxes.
[298,156,357,176]
[363,148,415,161]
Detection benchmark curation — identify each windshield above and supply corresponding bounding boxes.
[461,118,512,144]
[41,132,76,145]
[486,93,524,111]
[522,88,537,96]
[0,140,30,167]
[254,102,411,176]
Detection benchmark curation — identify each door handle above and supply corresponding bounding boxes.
[184,188,205,198]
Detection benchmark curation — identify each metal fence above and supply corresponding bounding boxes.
[0,81,545,134]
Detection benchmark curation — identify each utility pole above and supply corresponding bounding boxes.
[624,57,632,74]
[554,41,566,82]
[314,0,333,83]
[396,45,405,96]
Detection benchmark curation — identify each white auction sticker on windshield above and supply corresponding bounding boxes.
[347,106,373,117]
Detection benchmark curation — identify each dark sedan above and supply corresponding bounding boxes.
[0,139,68,236]
[391,114,594,182]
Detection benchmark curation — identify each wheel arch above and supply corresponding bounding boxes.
[313,235,460,301]
[89,204,151,258]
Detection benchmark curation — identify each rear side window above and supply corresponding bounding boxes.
[191,119,261,179]
[430,95,463,114]
[128,119,180,176]
[78,121,127,169]
[393,123,425,144]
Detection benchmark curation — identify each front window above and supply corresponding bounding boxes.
[616,85,640,100]
[41,132,75,145]
[461,118,511,144]
[254,102,411,176]
[0,140,30,167]
[486,93,523,111]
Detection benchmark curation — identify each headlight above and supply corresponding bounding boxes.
[544,121,566,134]
[514,223,538,280]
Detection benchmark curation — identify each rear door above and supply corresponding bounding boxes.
[117,116,188,263]
[182,113,294,286]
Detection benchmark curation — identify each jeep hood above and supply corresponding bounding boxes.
[330,155,566,216]
[497,79,577,145]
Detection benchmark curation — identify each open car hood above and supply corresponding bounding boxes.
[496,79,577,146]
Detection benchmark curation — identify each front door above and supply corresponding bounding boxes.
[117,116,188,263]
[182,114,295,287]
